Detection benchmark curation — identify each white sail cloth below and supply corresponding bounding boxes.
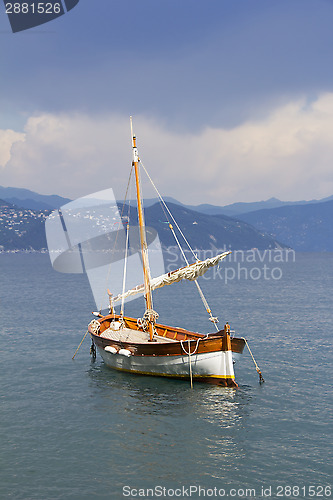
[111,251,231,304]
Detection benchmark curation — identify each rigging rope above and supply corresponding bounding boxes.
[140,161,198,261]
[168,223,188,264]
[120,191,132,318]
[169,221,219,330]
[140,161,219,330]
[98,167,133,312]
[120,221,130,317]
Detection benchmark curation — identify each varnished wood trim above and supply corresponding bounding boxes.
[90,314,246,355]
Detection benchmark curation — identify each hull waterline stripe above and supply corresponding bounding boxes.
[103,364,235,379]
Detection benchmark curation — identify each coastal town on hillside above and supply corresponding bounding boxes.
[0,200,49,251]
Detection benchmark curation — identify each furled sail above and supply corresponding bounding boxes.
[111,251,231,304]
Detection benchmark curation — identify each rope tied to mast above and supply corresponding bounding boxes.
[144,309,159,323]
[137,309,159,333]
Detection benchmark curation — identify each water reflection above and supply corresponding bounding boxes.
[87,360,254,484]
[88,361,252,420]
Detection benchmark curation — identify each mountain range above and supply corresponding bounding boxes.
[120,195,333,251]
[131,194,333,216]
[0,186,71,211]
[125,202,285,251]
[1,185,332,215]
[236,200,333,252]
[0,186,332,251]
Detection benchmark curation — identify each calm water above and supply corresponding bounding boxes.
[0,253,332,499]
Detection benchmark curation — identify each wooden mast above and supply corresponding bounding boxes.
[130,117,155,341]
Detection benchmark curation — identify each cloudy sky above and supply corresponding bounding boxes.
[1,0,333,205]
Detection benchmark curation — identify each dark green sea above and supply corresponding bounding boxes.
[0,252,332,499]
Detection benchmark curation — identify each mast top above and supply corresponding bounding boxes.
[130,116,136,141]
[130,116,139,162]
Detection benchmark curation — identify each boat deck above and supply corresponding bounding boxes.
[101,326,177,344]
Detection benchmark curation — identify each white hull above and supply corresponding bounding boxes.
[97,345,235,381]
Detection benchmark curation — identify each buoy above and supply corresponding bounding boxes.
[118,349,132,357]
[104,346,118,354]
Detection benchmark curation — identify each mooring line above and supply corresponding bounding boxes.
[72,330,89,360]
[241,337,265,383]
[180,338,200,388]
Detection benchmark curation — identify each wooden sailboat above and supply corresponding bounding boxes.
[88,119,245,387]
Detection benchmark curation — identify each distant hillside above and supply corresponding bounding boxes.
[2,184,332,217]
[0,198,14,208]
[0,186,71,210]
[126,202,286,251]
[128,194,333,217]
[184,195,333,217]
[236,200,333,251]
[0,199,284,252]
[1,185,332,251]
[0,202,48,251]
